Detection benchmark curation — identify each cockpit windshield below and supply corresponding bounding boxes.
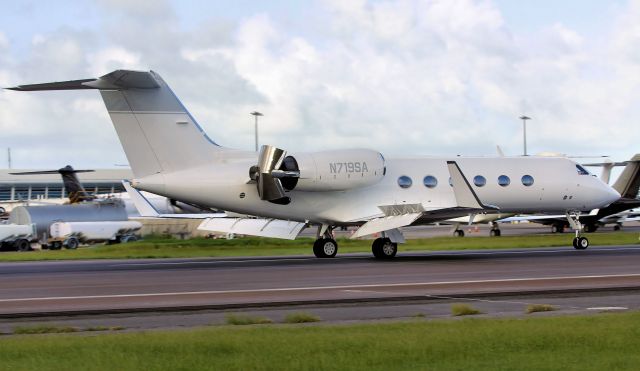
[576,164,590,175]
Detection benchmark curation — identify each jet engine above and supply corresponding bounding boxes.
[250,145,386,203]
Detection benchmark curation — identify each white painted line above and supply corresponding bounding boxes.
[1,273,640,303]
[586,307,628,311]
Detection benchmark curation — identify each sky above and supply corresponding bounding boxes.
[0,0,638,170]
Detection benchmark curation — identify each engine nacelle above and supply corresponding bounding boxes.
[281,149,386,192]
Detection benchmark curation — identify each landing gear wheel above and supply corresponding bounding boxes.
[15,239,30,252]
[551,224,565,233]
[313,238,338,258]
[372,238,397,259]
[64,237,79,250]
[584,224,598,233]
[121,235,138,243]
[573,237,589,250]
[614,224,622,231]
[454,230,465,237]
[490,229,501,237]
[50,241,62,250]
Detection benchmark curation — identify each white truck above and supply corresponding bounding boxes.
[48,221,143,249]
[0,223,36,251]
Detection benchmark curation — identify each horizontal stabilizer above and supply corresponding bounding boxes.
[351,213,422,239]
[7,70,160,91]
[10,166,94,175]
[198,218,306,239]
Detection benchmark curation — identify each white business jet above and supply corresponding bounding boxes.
[8,70,620,258]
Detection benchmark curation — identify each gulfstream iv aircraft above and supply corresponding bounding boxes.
[8,70,621,258]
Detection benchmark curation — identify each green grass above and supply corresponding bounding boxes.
[451,303,483,316]
[2,312,640,370]
[527,304,557,314]
[225,313,273,325]
[13,325,78,335]
[283,312,321,323]
[12,324,125,334]
[0,232,637,262]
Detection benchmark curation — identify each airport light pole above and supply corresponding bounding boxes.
[250,111,263,152]
[520,115,531,156]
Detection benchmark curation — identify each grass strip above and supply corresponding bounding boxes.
[451,303,482,316]
[2,312,640,370]
[13,325,78,335]
[0,232,637,261]
[225,313,273,325]
[526,304,556,314]
[283,312,321,323]
[12,324,126,335]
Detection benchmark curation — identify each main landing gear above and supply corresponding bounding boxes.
[313,238,338,258]
[313,225,338,258]
[312,225,402,260]
[489,222,501,237]
[372,237,397,259]
[452,224,465,237]
[566,212,589,250]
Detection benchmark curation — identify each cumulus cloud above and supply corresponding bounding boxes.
[0,0,639,170]
[0,31,8,49]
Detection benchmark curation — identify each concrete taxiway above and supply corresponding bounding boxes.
[1,244,640,332]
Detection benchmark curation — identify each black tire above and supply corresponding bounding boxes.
[120,235,138,243]
[64,237,79,250]
[372,238,397,259]
[454,230,465,237]
[50,241,63,250]
[313,238,338,258]
[584,224,598,233]
[14,239,30,252]
[614,224,622,231]
[577,237,589,250]
[490,229,501,237]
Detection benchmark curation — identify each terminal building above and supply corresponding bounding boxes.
[0,168,132,203]
[0,168,208,239]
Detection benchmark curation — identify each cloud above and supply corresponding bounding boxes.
[0,31,8,49]
[0,0,639,170]
[86,47,143,76]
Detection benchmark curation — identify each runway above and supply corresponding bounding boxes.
[1,245,640,318]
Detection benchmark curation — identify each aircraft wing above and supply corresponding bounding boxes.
[351,161,498,238]
[498,215,567,223]
[198,218,306,240]
[351,213,422,239]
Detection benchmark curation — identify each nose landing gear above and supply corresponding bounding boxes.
[567,212,589,250]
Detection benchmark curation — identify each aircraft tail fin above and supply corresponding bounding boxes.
[612,154,640,199]
[10,165,95,203]
[9,70,225,179]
